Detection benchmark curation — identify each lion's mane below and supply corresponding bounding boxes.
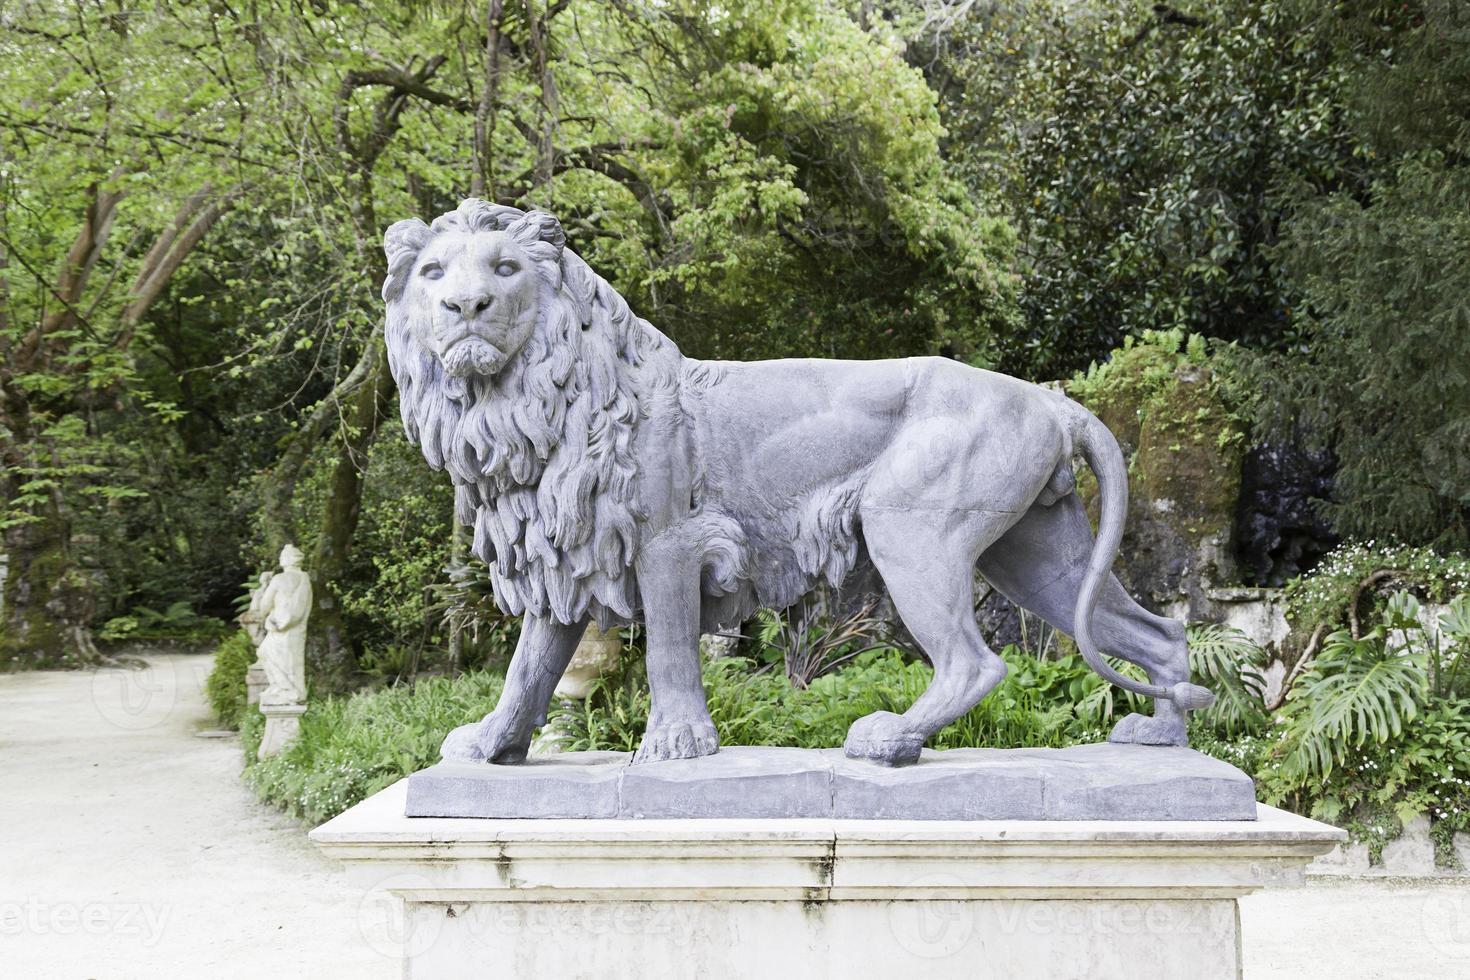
[383,200,679,627]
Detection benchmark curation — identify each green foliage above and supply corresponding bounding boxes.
[547,647,1111,754]
[97,602,230,647]
[237,616,1304,828]
[1231,0,1470,549]
[1282,541,1470,647]
[242,670,507,824]
[1264,154,1470,547]
[429,555,525,670]
[1,0,1023,667]
[334,426,456,660]
[205,632,258,730]
[1187,623,1268,737]
[750,600,909,688]
[938,0,1355,378]
[1068,329,1248,452]
[1277,626,1427,779]
[1257,588,1470,852]
[618,1,1019,363]
[550,636,1252,756]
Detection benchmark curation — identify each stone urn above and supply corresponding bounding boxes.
[553,623,623,700]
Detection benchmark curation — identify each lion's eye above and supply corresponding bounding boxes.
[494,260,519,278]
[420,263,444,280]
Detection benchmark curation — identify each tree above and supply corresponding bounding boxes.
[247,0,1022,679]
[1257,0,1470,548]
[1,0,1020,673]
[920,0,1356,379]
[1,4,255,665]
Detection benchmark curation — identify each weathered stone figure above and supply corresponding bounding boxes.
[256,545,311,706]
[239,570,274,648]
[382,200,1213,767]
[239,570,274,707]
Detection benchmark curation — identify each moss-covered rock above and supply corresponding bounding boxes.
[1066,330,1247,615]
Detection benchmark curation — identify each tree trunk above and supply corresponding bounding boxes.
[471,0,505,197]
[0,398,98,668]
[304,332,393,686]
[0,501,98,669]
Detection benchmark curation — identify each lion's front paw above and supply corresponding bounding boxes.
[476,709,534,764]
[440,722,487,762]
[440,711,534,764]
[1108,711,1187,747]
[633,720,719,764]
[844,710,923,767]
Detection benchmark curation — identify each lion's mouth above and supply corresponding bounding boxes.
[440,334,505,377]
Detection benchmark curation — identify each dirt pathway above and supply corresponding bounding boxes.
[1,653,1464,978]
[0,653,393,980]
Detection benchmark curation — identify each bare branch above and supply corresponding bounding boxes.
[116,185,244,345]
[34,183,125,342]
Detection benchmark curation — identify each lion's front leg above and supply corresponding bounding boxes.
[440,613,586,764]
[632,530,718,764]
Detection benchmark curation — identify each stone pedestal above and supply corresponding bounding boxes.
[257,701,307,759]
[311,777,1342,980]
[245,663,267,707]
[403,744,1259,821]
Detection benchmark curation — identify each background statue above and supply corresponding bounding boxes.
[239,571,273,648]
[256,545,311,706]
[238,570,274,707]
[381,200,1213,768]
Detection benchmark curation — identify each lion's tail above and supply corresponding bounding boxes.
[1066,402,1215,710]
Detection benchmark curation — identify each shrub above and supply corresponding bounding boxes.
[1254,589,1470,862]
[549,635,1253,755]
[242,671,504,823]
[1282,542,1470,653]
[204,632,257,729]
[98,601,232,647]
[243,626,1266,822]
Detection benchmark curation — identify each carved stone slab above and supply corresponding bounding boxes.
[404,743,1257,821]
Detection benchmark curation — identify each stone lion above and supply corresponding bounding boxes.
[382,199,1213,767]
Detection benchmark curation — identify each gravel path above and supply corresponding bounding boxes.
[0,653,393,980]
[1,652,1465,978]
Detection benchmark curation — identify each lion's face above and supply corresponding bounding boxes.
[398,228,544,378]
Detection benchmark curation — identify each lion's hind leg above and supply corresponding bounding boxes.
[845,506,1018,766]
[976,495,1191,746]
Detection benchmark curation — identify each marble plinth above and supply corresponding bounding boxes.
[311,780,1343,980]
[257,701,306,760]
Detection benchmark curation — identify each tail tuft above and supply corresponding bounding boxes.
[1169,682,1215,711]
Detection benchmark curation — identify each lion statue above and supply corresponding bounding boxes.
[382,199,1213,767]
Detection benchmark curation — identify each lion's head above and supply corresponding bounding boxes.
[382,200,681,627]
[382,205,564,379]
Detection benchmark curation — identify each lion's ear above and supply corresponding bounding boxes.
[382,218,431,303]
[384,217,431,262]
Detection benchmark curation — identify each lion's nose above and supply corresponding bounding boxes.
[442,293,493,318]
